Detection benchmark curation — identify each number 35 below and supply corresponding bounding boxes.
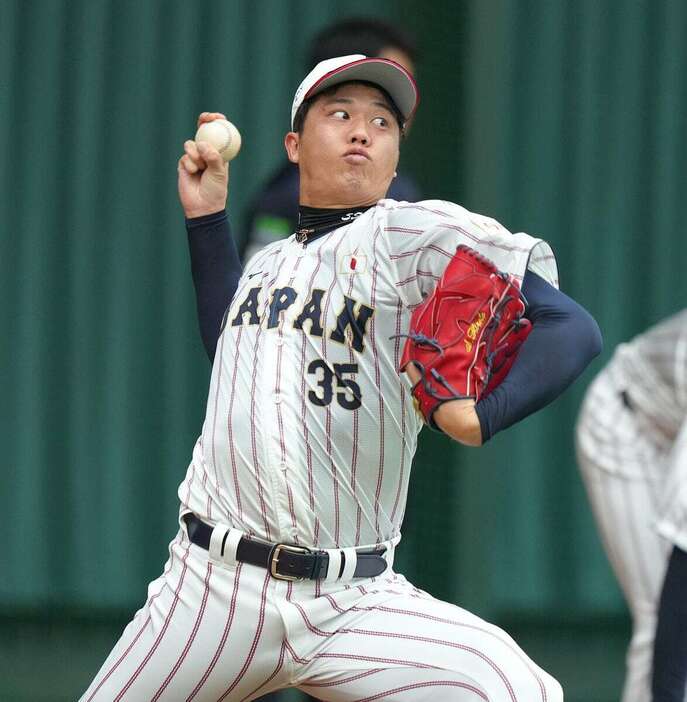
[307,360,362,410]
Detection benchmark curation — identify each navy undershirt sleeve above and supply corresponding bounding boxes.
[475,270,602,442]
[652,545,687,702]
[186,210,242,362]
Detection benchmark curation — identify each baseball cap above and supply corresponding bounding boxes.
[291,54,419,130]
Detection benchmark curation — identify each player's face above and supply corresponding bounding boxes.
[285,83,401,208]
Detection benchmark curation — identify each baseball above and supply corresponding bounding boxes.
[194,118,242,162]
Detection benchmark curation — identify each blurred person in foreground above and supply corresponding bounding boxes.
[576,310,687,702]
[243,17,421,263]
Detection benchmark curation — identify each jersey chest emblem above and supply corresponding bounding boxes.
[339,253,367,275]
[226,284,376,354]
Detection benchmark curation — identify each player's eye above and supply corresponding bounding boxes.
[331,110,349,120]
[372,116,389,128]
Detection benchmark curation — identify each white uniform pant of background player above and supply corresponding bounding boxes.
[81,524,562,701]
[576,360,687,702]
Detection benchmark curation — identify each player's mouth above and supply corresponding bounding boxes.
[343,148,370,164]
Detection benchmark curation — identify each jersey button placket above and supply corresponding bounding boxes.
[256,284,285,541]
[271,318,299,544]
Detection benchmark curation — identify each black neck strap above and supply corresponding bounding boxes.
[295,204,375,244]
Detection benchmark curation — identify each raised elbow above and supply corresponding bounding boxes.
[581,311,603,362]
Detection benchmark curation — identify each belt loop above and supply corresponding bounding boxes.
[324,549,343,582]
[209,524,229,562]
[340,547,358,581]
[209,523,243,567]
[383,541,396,571]
[222,529,243,566]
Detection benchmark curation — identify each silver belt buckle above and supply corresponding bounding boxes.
[270,543,311,581]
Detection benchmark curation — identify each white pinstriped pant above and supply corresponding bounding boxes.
[80,526,562,701]
[576,367,677,702]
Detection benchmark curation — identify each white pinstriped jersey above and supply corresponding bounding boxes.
[577,309,687,479]
[616,310,687,442]
[624,309,687,552]
[178,199,558,549]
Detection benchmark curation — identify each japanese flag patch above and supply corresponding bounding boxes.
[339,253,367,275]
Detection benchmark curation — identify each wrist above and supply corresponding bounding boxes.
[433,399,483,446]
[184,203,227,220]
[185,209,227,227]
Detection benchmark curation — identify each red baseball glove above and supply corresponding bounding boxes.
[399,245,531,427]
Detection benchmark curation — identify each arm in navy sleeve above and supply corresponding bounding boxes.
[475,270,602,441]
[186,209,242,362]
[652,545,687,702]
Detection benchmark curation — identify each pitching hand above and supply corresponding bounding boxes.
[178,112,229,219]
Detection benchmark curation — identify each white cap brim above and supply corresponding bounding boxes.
[291,54,418,130]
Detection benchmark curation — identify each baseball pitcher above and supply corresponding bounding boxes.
[81,55,601,701]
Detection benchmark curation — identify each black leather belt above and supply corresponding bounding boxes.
[183,514,388,582]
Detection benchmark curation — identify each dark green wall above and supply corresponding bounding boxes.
[2,1,686,700]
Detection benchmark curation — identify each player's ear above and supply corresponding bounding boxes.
[284,132,300,164]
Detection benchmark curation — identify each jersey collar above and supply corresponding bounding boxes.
[295,204,374,244]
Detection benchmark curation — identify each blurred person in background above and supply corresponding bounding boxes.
[242,17,421,263]
[576,310,687,702]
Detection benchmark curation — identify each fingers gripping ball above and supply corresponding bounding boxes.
[195,119,242,162]
[399,245,531,427]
